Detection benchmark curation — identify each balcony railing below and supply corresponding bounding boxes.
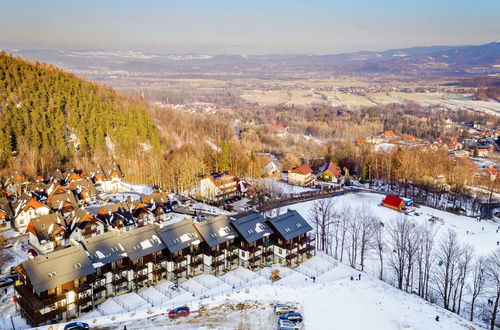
[75,284,91,294]
[212,259,225,268]
[173,266,187,274]
[75,295,92,306]
[112,277,128,286]
[299,236,315,245]
[133,273,148,283]
[299,245,315,254]
[134,263,148,272]
[93,285,107,295]
[112,265,128,274]
[211,250,224,258]
[191,258,203,267]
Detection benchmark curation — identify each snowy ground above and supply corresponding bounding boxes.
[287,192,500,257]
[31,256,476,330]
[2,190,497,329]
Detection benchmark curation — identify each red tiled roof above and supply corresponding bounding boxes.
[290,164,313,175]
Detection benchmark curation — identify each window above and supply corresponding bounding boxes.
[210,233,217,238]
[48,271,57,278]
[73,263,82,270]
[285,228,291,233]
[188,233,196,239]
[41,224,45,229]
[278,248,283,254]
[258,224,266,231]
[296,223,302,228]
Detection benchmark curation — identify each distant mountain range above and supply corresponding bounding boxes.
[6,41,500,78]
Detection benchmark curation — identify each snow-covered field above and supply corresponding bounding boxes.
[287,192,500,257]
[34,258,476,330]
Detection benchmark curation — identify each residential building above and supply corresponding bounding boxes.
[12,193,50,229]
[266,210,314,267]
[382,195,406,211]
[15,245,96,326]
[288,165,315,186]
[0,197,13,230]
[195,172,240,203]
[230,212,274,268]
[316,162,341,183]
[157,218,203,283]
[193,215,239,275]
[26,213,66,254]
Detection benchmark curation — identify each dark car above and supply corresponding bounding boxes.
[27,248,38,257]
[0,277,14,288]
[279,312,303,323]
[168,306,190,319]
[64,322,89,330]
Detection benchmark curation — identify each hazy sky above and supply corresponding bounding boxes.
[0,0,499,54]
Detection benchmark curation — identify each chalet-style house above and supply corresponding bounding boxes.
[266,209,314,267]
[195,172,240,204]
[45,190,79,215]
[26,213,66,254]
[231,212,274,268]
[97,202,136,231]
[141,192,173,222]
[382,195,406,211]
[15,244,96,325]
[194,215,239,275]
[288,164,315,186]
[0,197,13,230]
[13,193,50,229]
[486,168,498,181]
[257,153,280,177]
[26,209,104,254]
[157,218,204,282]
[118,225,166,291]
[68,179,97,205]
[316,162,341,183]
[81,231,128,303]
[100,164,123,192]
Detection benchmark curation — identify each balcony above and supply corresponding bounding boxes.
[75,284,91,294]
[112,265,128,274]
[155,254,167,262]
[299,236,315,245]
[174,255,187,263]
[262,249,274,257]
[299,245,315,254]
[285,253,297,260]
[93,285,107,295]
[134,263,148,272]
[226,254,238,262]
[153,267,167,276]
[212,259,225,268]
[112,276,128,286]
[211,250,224,258]
[248,255,261,263]
[133,273,148,283]
[173,266,187,274]
[75,295,92,306]
[191,258,203,267]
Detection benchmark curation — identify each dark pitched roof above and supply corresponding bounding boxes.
[70,179,97,197]
[28,213,65,241]
[21,245,95,294]
[0,197,13,217]
[230,212,273,243]
[119,225,165,260]
[266,209,313,241]
[194,215,239,247]
[46,191,79,210]
[81,231,126,267]
[157,218,201,253]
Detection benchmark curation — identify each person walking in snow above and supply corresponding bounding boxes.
[358,273,361,280]
[350,276,354,281]
[312,276,316,283]
[435,316,439,321]
[497,241,499,246]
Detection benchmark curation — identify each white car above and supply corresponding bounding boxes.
[277,319,300,330]
[274,304,294,315]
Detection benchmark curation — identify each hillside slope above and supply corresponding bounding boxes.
[0,52,160,166]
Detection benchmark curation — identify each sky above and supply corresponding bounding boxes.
[0,0,499,54]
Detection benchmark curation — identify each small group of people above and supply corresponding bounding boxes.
[349,273,362,281]
[488,298,495,306]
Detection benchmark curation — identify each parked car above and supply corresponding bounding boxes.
[274,304,294,315]
[277,319,300,330]
[279,312,303,323]
[2,242,13,248]
[0,277,14,288]
[27,248,38,257]
[64,322,89,330]
[226,205,235,211]
[168,306,190,319]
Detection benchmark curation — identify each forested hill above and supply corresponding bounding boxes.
[0,51,160,167]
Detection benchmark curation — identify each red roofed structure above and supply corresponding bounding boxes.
[382,195,405,211]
